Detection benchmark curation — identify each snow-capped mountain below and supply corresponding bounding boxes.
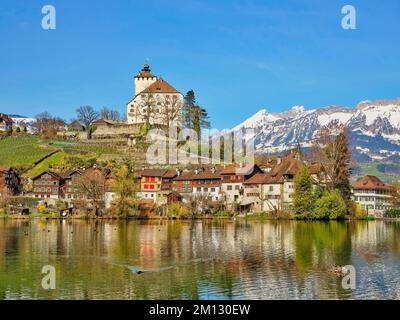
[231,99,400,162]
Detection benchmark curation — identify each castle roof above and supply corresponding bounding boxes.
[135,64,156,79]
[141,78,180,94]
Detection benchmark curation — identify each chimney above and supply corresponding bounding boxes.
[195,169,199,175]
[277,158,282,165]
[211,167,216,173]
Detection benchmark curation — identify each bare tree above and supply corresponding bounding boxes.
[390,181,400,208]
[76,106,99,139]
[100,107,121,121]
[138,94,158,130]
[35,112,65,134]
[76,168,106,217]
[159,95,183,132]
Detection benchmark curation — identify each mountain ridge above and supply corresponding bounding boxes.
[231,99,400,162]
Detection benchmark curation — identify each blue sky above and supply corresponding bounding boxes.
[0,0,399,129]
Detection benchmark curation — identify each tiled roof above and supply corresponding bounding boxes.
[141,79,180,94]
[352,175,390,190]
[268,152,304,183]
[243,173,271,185]
[173,171,195,181]
[220,164,260,176]
[163,170,178,178]
[192,170,221,180]
[31,170,64,180]
[135,64,157,79]
[140,169,168,177]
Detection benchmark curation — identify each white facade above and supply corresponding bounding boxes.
[352,189,392,216]
[126,64,183,128]
[192,186,222,202]
[221,182,244,205]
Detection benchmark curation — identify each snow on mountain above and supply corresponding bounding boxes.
[231,99,400,162]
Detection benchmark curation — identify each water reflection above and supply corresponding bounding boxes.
[0,219,399,300]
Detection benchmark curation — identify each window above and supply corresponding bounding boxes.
[230,175,235,181]
[235,185,240,190]
[150,185,155,190]
[227,185,232,191]
[145,177,150,182]
[211,188,215,192]
[269,186,274,192]
[151,177,155,182]
[144,184,149,189]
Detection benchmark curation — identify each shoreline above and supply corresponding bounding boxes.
[1,215,400,222]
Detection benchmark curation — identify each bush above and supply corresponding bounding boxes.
[167,203,188,217]
[385,209,400,216]
[313,190,346,220]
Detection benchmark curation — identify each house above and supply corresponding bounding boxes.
[126,64,184,128]
[31,170,65,200]
[61,170,82,200]
[242,173,270,212]
[172,171,194,193]
[167,191,182,204]
[191,168,222,201]
[0,113,13,132]
[241,152,325,213]
[220,163,263,209]
[260,152,305,212]
[352,175,393,216]
[139,169,177,204]
[0,167,20,196]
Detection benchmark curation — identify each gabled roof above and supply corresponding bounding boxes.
[141,79,180,94]
[172,171,195,181]
[163,170,178,179]
[267,152,304,184]
[192,170,221,180]
[243,173,271,185]
[220,164,261,176]
[140,169,168,177]
[31,170,64,180]
[352,175,390,190]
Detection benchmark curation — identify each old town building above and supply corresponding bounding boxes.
[352,175,393,216]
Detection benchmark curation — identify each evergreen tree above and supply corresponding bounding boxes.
[192,106,210,139]
[184,90,196,128]
[293,166,315,216]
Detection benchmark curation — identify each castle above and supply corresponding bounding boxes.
[126,64,184,128]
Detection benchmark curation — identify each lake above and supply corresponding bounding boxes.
[0,219,399,300]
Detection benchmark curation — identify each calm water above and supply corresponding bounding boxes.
[0,219,399,300]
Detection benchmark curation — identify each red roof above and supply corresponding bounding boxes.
[220,164,260,176]
[135,64,156,79]
[352,175,390,190]
[141,79,180,94]
[243,173,271,185]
